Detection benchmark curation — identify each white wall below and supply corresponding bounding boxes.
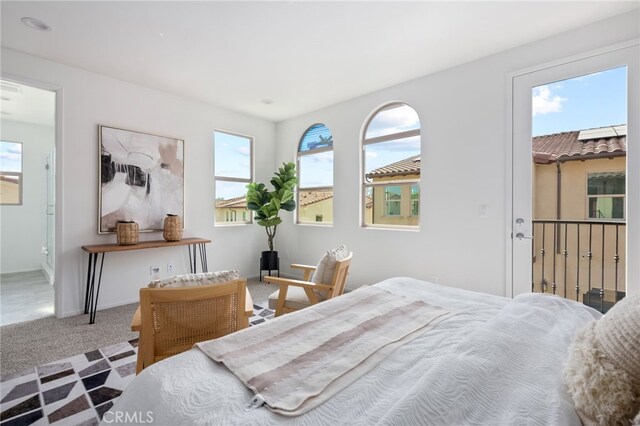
[275,11,640,297]
[1,48,276,317]
[0,120,54,273]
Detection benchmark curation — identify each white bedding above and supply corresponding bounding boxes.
[107,277,601,425]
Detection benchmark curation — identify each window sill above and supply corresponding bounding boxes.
[296,222,334,227]
[214,222,252,227]
[361,224,420,232]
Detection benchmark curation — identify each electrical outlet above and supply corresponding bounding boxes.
[150,266,160,277]
[167,263,174,273]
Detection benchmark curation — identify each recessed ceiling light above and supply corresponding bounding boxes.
[261,99,274,105]
[21,17,52,32]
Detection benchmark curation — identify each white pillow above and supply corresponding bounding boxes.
[564,295,640,425]
[148,270,240,288]
[311,245,348,299]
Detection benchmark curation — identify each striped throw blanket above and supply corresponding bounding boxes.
[197,286,453,415]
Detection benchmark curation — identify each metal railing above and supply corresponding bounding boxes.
[531,220,626,313]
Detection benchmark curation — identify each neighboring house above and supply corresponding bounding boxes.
[366,155,420,226]
[531,125,626,305]
[215,196,249,224]
[296,190,375,224]
[298,189,333,223]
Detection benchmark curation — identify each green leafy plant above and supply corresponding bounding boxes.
[246,162,297,251]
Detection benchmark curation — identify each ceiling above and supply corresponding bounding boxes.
[1,1,638,122]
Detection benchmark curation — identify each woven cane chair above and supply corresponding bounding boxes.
[135,279,247,373]
[265,253,352,317]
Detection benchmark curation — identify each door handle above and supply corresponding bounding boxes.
[515,232,533,240]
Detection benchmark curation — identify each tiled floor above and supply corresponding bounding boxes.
[0,270,55,326]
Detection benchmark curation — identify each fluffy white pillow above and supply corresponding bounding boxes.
[564,295,640,425]
[148,270,240,288]
[311,245,348,299]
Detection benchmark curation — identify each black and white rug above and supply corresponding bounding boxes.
[0,304,274,426]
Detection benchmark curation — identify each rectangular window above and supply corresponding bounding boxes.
[384,186,401,216]
[411,184,419,216]
[0,141,23,205]
[587,172,624,220]
[214,131,253,225]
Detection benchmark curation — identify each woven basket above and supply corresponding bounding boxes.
[116,221,139,245]
[163,214,183,242]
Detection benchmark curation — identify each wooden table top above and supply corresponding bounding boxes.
[82,237,211,254]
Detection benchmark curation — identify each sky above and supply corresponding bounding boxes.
[531,66,626,136]
[0,141,22,172]
[214,131,251,200]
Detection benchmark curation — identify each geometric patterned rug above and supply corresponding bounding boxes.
[0,304,274,426]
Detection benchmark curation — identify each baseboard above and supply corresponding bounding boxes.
[59,298,139,319]
[0,268,45,276]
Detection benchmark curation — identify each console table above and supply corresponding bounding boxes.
[81,237,211,324]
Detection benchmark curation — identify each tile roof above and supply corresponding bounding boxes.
[532,126,626,164]
[299,188,333,206]
[215,196,247,209]
[366,155,421,179]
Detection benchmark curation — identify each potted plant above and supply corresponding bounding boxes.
[246,162,297,277]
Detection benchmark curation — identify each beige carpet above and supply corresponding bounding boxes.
[0,279,278,376]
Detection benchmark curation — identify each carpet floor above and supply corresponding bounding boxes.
[0,303,275,426]
[0,279,278,377]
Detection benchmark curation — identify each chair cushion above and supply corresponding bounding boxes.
[148,270,240,288]
[311,244,348,285]
[564,295,640,425]
[268,286,314,311]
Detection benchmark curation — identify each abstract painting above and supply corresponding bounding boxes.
[99,126,184,234]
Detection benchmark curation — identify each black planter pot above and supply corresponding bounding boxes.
[260,251,280,281]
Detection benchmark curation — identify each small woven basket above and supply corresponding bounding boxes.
[163,214,183,242]
[116,221,139,245]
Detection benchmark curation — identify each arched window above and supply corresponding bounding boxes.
[297,124,333,225]
[362,103,420,228]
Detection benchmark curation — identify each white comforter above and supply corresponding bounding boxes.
[108,277,601,425]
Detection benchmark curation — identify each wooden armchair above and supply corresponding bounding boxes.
[265,253,352,316]
[131,279,249,373]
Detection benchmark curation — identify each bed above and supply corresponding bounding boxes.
[107,277,601,425]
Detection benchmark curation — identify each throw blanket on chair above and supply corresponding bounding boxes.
[196,286,453,415]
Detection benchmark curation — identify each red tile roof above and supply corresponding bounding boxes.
[532,126,626,164]
[215,196,246,209]
[299,189,333,206]
[366,155,420,179]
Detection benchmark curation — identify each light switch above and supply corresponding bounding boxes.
[479,205,489,218]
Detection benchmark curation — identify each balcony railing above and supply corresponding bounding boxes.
[531,219,626,313]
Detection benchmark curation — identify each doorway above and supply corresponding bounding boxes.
[510,44,640,309]
[0,79,56,325]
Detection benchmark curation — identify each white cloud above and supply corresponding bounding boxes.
[532,85,567,117]
[236,146,250,156]
[366,152,378,159]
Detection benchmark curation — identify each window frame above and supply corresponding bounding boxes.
[361,103,421,229]
[213,130,254,226]
[586,171,625,221]
[296,123,334,226]
[410,184,420,217]
[0,140,23,206]
[384,186,402,216]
